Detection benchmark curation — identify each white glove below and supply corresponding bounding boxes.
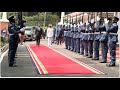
[80,22,83,25]
[74,24,76,27]
[86,21,89,25]
[96,16,100,21]
[91,19,94,23]
[104,18,109,24]
[70,24,72,27]
[20,28,25,32]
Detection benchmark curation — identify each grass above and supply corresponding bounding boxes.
[1,37,8,48]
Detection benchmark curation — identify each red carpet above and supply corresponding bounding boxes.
[26,44,104,74]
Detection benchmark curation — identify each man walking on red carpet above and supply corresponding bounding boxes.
[33,26,43,46]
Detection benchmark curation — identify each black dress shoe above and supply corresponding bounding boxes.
[92,58,99,60]
[9,64,18,67]
[87,56,92,58]
[99,61,107,63]
[106,63,115,67]
[80,53,84,55]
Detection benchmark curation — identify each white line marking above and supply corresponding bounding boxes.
[0,49,9,63]
[25,44,42,74]
[26,44,48,74]
[42,44,105,74]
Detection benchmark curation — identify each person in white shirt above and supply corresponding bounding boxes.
[47,24,54,46]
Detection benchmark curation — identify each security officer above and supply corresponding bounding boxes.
[8,16,24,67]
[99,17,111,63]
[82,22,88,56]
[106,16,119,66]
[87,20,94,58]
[92,16,101,60]
[79,22,84,55]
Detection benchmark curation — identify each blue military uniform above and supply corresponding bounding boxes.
[67,25,71,50]
[92,20,101,60]
[79,23,84,55]
[106,17,119,66]
[99,19,108,63]
[87,22,94,58]
[82,23,88,56]
[64,25,68,49]
[70,24,74,51]
[8,16,21,66]
[73,24,77,52]
[76,24,80,53]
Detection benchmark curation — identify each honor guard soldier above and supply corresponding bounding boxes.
[82,22,88,56]
[87,19,95,58]
[92,16,101,60]
[62,24,66,42]
[64,24,68,49]
[76,23,80,53]
[73,24,77,52]
[66,24,70,49]
[70,23,74,51]
[105,16,119,66]
[67,24,71,50]
[78,22,82,54]
[8,16,24,67]
[79,22,84,55]
[99,17,110,63]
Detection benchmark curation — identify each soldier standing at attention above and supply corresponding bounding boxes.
[106,17,119,66]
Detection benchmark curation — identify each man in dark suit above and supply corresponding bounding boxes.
[33,26,43,46]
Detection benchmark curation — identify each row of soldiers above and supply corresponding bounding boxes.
[63,16,119,67]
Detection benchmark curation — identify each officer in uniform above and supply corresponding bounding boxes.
[106,16,119,66]
[99,17,111,63]
[82,22,88,56]
[87,19,94,58]
[79,22,84,55]
[92,16,101,60]
[8,16,24,67]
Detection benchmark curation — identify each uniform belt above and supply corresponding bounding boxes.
[95,32,100,34]
[9,34,14,35]
[101,31,106,33]
[109,33,117,35]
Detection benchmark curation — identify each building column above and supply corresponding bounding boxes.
[60,12,65,25]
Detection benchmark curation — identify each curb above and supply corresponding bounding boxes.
[0,44,8,52]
